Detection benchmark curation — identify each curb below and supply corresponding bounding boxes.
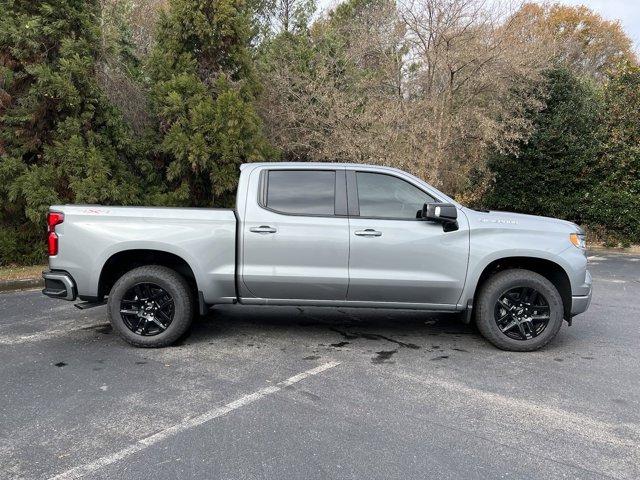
[0,278,43,293]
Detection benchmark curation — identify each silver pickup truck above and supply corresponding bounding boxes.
[42,163,592,351]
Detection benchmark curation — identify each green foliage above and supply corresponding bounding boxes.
[484,68,603,224]
[0,0,143,265]
[485,65,640,244]
[100,0,142,79]
[148,0,274,207]
[588,64,640,243]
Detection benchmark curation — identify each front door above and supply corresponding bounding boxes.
[241,168,350,301]
[347,170,469,306]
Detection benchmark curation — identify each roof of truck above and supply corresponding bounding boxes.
[240,162,402,171]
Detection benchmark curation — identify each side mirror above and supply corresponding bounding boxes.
[421,202,458,231]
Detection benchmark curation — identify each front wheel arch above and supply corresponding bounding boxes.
[472,257,572,320]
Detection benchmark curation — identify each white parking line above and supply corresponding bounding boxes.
[394,370,640,451]
[48,361,341,480]
[0,320,107,345]
[593,278,627,284]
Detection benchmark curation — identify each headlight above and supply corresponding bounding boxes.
[569,232,586,249]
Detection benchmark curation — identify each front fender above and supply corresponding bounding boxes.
[460,228,588,307]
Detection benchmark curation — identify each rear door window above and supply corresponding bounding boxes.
[266,170,336,215]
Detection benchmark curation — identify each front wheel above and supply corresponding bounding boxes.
[475,269,564,351]
[107,265,194,347]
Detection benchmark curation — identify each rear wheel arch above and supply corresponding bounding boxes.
[98,249,198,301]
[473,256,572,320]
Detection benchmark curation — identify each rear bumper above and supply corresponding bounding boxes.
[571,270,592,316]
[42,270,77,301]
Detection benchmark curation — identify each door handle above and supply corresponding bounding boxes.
[250,225,277,234]
[354,229,382,237]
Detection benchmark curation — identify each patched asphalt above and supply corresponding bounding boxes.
[1,253,639,480]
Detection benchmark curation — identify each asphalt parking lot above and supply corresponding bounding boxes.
[1,252,639,480]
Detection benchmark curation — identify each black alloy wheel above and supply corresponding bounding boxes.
[494,286,551,341]
[476,269,564,351]
[119,282,175,336]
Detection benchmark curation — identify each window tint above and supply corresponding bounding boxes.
[356,172,434,219]
[266,170,336,215]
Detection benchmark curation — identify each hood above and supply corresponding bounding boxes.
[462,208,582,234]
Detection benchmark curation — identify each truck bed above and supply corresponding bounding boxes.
[48,205,237,304]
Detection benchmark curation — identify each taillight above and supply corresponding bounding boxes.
[47,212,64,256]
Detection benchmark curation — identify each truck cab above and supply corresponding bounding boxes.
[238,163,469,309]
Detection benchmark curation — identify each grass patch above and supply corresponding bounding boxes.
[0,265,46,282]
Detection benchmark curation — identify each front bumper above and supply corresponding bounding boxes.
[571,270,592,316]
[42,270,77,301]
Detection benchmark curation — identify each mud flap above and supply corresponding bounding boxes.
[198,291,207,317]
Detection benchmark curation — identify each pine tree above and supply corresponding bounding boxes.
[0,0,142,264]
[148,0,274,207]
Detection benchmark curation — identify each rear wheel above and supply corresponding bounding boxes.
[475,269,564,351]
[107,265,194,347]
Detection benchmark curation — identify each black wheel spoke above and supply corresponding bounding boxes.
[150,317,168,330]
[494,286,550,342]
[136,318,148,334]
[522,321,532,338]
[120,282,174,337]
[532,305,550,313]
[516,322,529,340]
[156,297,174,310]
[149,290,165,301]
[156,308,172,323]
[500,319,518,333]
[497,298,512,311]
[134,284,143,300]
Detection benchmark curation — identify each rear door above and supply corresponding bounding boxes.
[241,168,350,300]
[346,170,469,306]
